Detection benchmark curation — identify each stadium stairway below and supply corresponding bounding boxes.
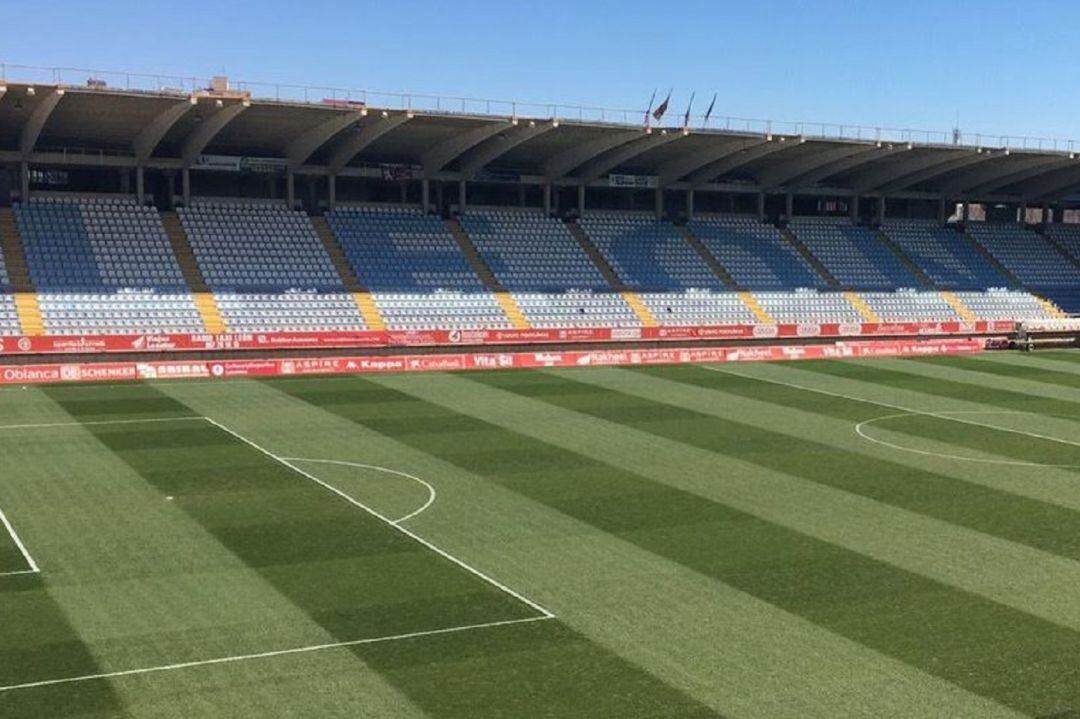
[446,218,531,329]
[565,220,657,327]
[678,224,776,324]
[781,226,879,322]
[312,216,386,330]
[0,207,43,335]
[876,228,977,321]
[161,211,227,334]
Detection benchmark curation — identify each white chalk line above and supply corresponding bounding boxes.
[855,410,1080,468]
[0,615,552,694]
[698,364,1080,451]
[280,458,436,525]
[0,415,554,692]
[0,416,203,431]
[204,417,553,620]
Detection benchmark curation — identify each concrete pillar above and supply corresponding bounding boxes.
[784,192,794,221]
[458,181,467,213]
[756,192,766,222]
[286,171,296,208]
[937,197,947,225]
[328,174,337,210]
[877,196,886,225]
[685,189,694,220]
[849,195,860,223]
[962,201,970,222]
[543,184,552,215]
[577,185,586,216]
[655,187,664,220]
[135,166,145,205]
[420,178,429,213]
[181,168,191,206]
[19,161,29,201]
[1017,202,1028,225]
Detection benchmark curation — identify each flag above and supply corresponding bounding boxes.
[703,93,717,124]
[683,92,695,128]
[644,89,657,126]
[652,89,672,122]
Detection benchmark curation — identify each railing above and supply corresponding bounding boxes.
[1,61,1077,153]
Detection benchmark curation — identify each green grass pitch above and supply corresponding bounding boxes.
[2,351,1080,718]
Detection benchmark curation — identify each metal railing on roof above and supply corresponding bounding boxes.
[1,61,1076,154]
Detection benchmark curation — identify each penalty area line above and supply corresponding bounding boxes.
[0,614,554,694]
[202,417,555,620]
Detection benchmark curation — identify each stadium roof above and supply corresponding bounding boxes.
[4,67,1080,204]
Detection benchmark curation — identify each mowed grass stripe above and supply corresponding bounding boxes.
[909,354,1080,390]
[174,379,1014,718]
[792,359,1080,415]
[609,364,1080,556]
[50,383,720,719]
[282,372,1080,717]
[0,574,129,719]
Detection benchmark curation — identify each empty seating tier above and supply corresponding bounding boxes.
[15,197,204,335]
[690,215,827,290]
[860,291,960,321]
[458,210,637,327]
[0,244,18,335]
[882,220,1011,289]
[966,222,1080,314]
[789,217,921,289]
[179,200,364,333]
[579,213,755,325]
[1041,225,1080,313]
[327,206,509,330]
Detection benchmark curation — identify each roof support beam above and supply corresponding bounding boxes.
[852,151,970,194]
[133,97,197,163]
[457,121,555,179]
[789,145,907,189]
[542,130,642,181]
[877,152,998,194]
[958,157,1078,197]
[180,102,248,167]
[573,131,682,185]
[326,114,412,175]
[19,88,65,157]
[683,139,798,189]
[1016,164,1080,202]
[286,110,365,169]
[422,122,514,176]
[656,138,765,186]
[757,144,874,190]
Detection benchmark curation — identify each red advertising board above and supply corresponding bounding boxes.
[0,338,989,386]
[0,320,1016,357]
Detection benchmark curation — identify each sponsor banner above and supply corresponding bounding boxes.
[0,338,986,387]
[608,174,659,188]
[0,321,1015,357]
[192,154,243,172]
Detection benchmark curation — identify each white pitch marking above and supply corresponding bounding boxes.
[698,364,1080,450]
[281,458,436,525]
[0,506,39,574]
[0,614,553,694]
[202,417,555,619]
[854,410,1080,468]
[0,416,205,432]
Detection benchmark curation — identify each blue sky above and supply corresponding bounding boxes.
[3,0,1077,140]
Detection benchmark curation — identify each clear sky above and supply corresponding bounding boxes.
[3,0,1077,140]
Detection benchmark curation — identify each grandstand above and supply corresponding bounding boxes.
[0,66,1074,344]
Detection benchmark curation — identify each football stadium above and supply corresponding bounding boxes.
[3,7,1080,716]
